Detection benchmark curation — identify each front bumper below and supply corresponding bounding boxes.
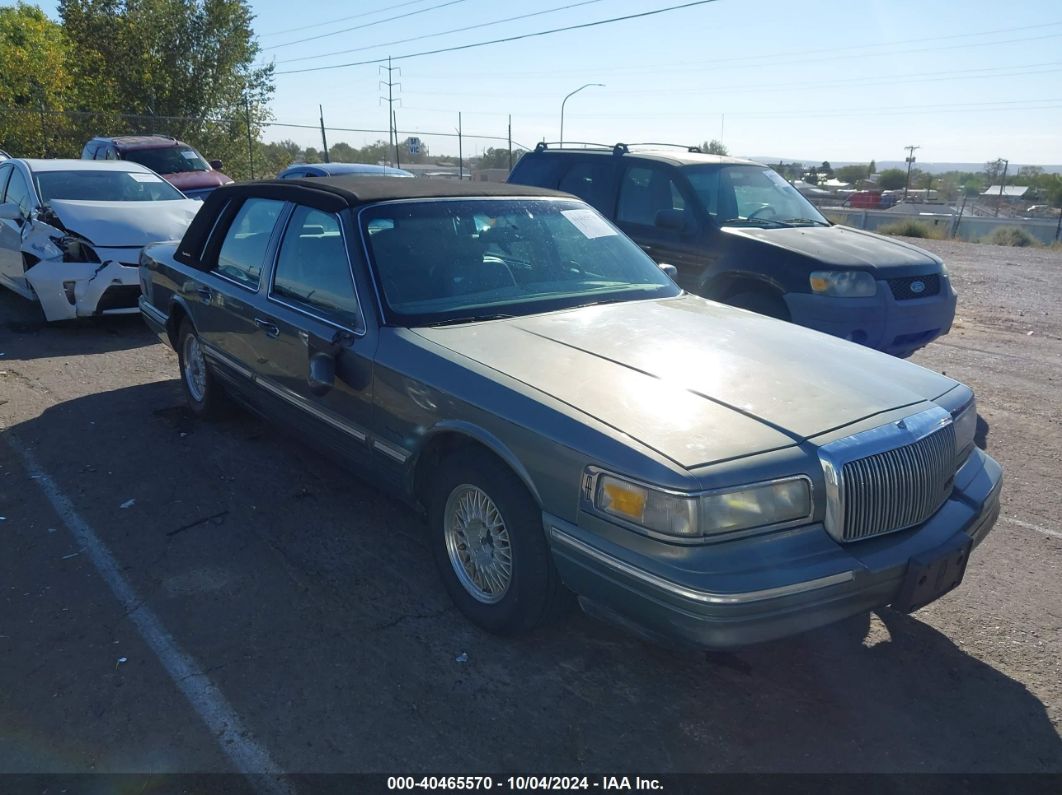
[548,449,1001,650]
[25,259,141,322]
[784,278,957,357]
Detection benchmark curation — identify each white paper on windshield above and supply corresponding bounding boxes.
[129,173,163,182]
[561,208,617,239]
[181,150,199,159]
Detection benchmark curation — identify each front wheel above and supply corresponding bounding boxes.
[429,449,569,635]
[176,319,230,418]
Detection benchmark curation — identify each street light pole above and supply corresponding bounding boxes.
[559,83,603,146]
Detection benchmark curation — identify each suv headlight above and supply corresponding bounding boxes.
[952,396,977,465]
[592,472,811,539]
[809,270,877,297]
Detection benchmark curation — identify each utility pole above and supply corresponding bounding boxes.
[244,95,255,179]
[902,145,920,201]
[379,56,402,167]
[508,114,513,172]
[393,109,401,169]
[995,158,1009,217]
[457,112,463,181]
[319,105,330,163]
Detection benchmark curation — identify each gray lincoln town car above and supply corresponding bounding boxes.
[139,177,1002,649]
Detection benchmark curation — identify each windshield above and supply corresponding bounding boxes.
[362,198,680,326]
[34,170,187,203]
[123,145,210,175]
[684,165,828,227]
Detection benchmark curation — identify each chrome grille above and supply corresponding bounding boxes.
[818,407,957,544]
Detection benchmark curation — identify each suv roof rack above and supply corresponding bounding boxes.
[533,141,703,155]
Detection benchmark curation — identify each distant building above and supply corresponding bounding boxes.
[982,185,1029,199]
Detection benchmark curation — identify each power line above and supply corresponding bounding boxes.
[258,0,434,38]
[275,0,608,66]
[274,0,723,75]
[261,0,470,51]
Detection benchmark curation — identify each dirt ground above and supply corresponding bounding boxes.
[0,236,1059,785]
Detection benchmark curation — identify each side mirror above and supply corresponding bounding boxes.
[307,352,335,395]
[0,201,23,221]
[658,262,678,280]
[209,159,223,171]
[654,208,687,232]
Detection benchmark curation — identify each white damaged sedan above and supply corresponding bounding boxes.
[0,158,201,321]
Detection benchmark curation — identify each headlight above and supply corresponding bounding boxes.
[952,396,977,465]
[51,235,99,264]
[592,472,811,539]
[809,270,877,297]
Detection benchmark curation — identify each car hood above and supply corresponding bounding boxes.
[164,170,232,190]
[413,295,956,469]
[47,199,201,247]
[722,224,940,270]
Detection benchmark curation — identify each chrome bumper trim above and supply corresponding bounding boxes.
[138,297,168,326]
[550,527,855,606]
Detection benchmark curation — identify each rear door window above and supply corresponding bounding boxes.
[616,165,685,227]
[214,198,285,289]
[558,160,614,214]
[271,206,362,330]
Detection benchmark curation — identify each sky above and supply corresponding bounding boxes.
[19,0,1062,165]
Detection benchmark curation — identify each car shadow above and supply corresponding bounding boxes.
[0,290,158,361]
[976,414,990,451]
[4,382,1058,775]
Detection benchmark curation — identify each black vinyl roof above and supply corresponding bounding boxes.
[251,175,570,206]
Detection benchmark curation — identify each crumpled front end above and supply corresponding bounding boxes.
[25,258,141,321]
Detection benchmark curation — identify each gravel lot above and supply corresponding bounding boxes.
[0,237,1059,783]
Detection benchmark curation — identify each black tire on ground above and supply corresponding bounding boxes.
[428,448,570,635]
[176,318,230,419]
[726,289,790,321]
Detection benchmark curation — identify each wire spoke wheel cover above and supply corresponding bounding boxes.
[182,333,208,403]
[444,484,513,604]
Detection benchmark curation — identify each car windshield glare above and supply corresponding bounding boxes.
[124,145,209,174]
[684,165,828,227]
[361,198,681,326]
[35,170,187,203]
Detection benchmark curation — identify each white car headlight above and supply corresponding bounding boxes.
[592,472,811,539]
[809,270,877,297]
[952,396,977,465]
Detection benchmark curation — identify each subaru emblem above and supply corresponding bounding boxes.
[910,280,926,294]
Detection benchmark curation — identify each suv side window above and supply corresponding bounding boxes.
[104,146,119,160]
[4,169,35,216]
[616,165,685,227]
[214,198,285,289]
[271,206,362,330]
[0,165,12,201]
[557,160,613,213]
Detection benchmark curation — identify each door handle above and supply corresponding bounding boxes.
[253,317,280,338]
[193,285,212,302]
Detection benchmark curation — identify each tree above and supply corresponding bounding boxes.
[476,146,525,170]
[803,167,819,186]
[868,159,876,175]
[834,164,871,185]
[0,4,71,156]
[820,161,833,177]
[58,0,275,178]
[701,139,728,155]
[877,168,907,190]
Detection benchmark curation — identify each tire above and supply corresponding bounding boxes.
[176,319,230,418]
[726,289,790,321]
[429,449,569,635]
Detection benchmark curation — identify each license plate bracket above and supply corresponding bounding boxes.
[892,534,972,613]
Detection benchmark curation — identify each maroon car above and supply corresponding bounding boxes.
[82,135,233,199]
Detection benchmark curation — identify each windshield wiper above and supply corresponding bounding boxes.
[427,313,514,327]
[782,218,830,226]
[719,217,791,228]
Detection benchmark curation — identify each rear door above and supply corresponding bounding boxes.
[190,196,287,392]
[0,166,37,292]
[250,204,376,465]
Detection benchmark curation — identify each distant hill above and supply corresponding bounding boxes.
[746,157,1062,175]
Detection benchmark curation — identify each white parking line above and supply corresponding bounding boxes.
[1003,516,1062,540]
[6,435,294,795]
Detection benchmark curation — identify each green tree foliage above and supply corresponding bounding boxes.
[834,164,870,185]
[876,168,907,190]
[0,4,71,156]
[476,146,525,170]
[30,0,276,177]
[701,139,727,155]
